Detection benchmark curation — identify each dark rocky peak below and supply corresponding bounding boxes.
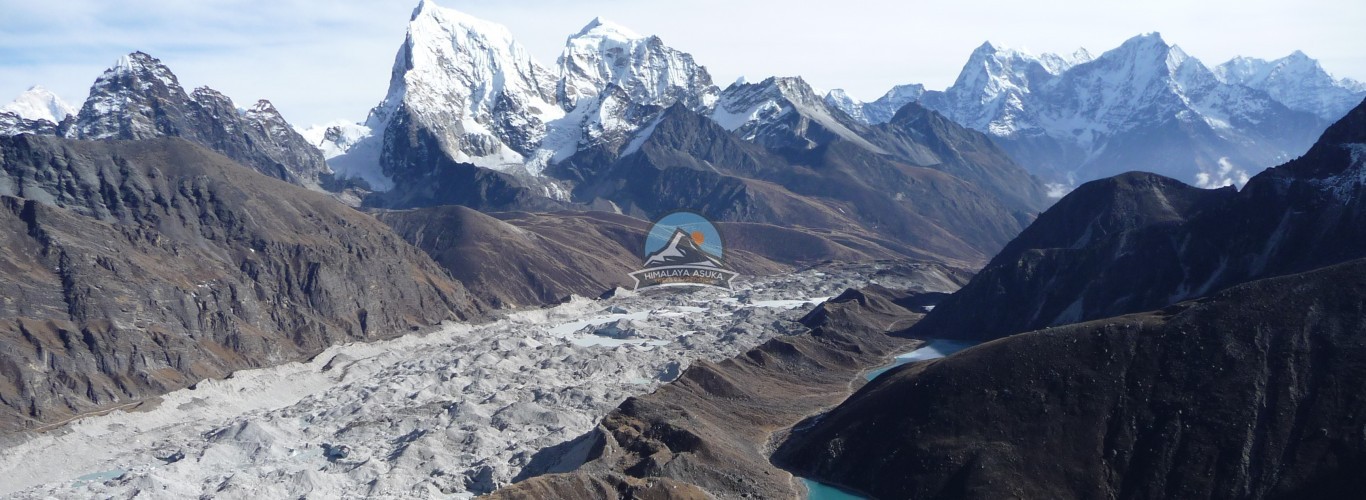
[625,102,776,175]
[1318,96,1366,146]
[243,99,302,144]
[57,52,329,187]
[103,51,185,92]
[869,101,1050,213]
[65,51,195,141]
[994,172,1233,261]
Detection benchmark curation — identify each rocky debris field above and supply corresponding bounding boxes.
[0,262,950,499]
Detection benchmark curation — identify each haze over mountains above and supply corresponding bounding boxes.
[3,0,1366,498]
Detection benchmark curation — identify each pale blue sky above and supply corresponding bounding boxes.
[2,0,1363,127]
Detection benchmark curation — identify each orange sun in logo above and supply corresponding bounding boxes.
[691,231,705,245]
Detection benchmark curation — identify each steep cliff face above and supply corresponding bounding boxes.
[0,135,483,432]
[777,258,1366,500]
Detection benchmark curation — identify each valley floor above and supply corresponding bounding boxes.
[0,264,907,499]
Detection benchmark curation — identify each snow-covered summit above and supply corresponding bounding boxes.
[49,51,331,187]
[324,3,728,189]
[575,17,641,40]
[825,84,926,125]
[1214,51,1366,120]
[713,76,884,153]
[66,51,191,140]
[909,32,1330,189]
[557,16,717,111]
[396,0,561,164]
[1,86,75,124]
[917,40,1080,135]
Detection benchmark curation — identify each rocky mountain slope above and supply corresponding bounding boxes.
[769,98,1366,500]
[377,206,927,308]
[569,102,1034,265]
[910,97,1366,341]
[0,135,482,433]
[778,257,1366,499]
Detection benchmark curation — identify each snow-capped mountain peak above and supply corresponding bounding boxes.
[713,76,885,153]
[575,16,641,40]
[824,84,926,124]
[105,51,183,90]
[67,51,193,140]
[914,32,1334,190]
[1,85,76,123]
[557,16,717,110]
[920,40,1068,135]
[389,0,561,168]
[1214,50,1366,120]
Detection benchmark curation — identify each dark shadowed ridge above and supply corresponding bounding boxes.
[778,257,1366,499]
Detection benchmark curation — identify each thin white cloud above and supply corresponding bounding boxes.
[1195,157,1252,189]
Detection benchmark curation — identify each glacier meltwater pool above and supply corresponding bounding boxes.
[802,478,868,500]
[863,339,978,381]
[796,340,982,499]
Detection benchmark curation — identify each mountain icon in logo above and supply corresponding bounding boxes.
[630,212,738,290]
[643,229,724,268]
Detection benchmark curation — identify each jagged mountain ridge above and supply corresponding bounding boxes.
[0,53,331,189]
[306,1,1048,264]
[1216,50,1366,121]
[824,84,926,125]
[838,34,1358,190]
[317,1,722,196]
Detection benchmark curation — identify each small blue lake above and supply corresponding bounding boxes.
[864,339,978,381]
[797,339,981,499]
[72,468,127,486]
[802,478,868,500]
